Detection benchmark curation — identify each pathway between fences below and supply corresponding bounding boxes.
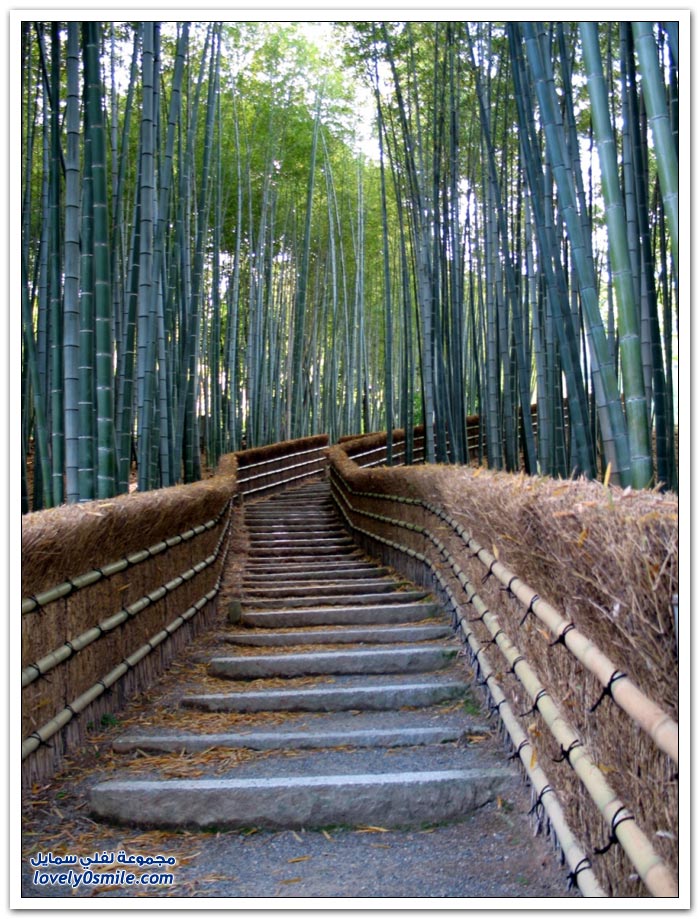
[22,479,574,900]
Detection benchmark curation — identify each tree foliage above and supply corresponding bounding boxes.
[20,19,679,510]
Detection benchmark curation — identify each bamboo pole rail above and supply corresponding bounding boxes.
[22,502,233,688]
[22,510,227,616]
[330,474,677,765]
[330,463,678,898]
[329,470,606,897]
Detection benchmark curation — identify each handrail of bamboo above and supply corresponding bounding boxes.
[329,471,607,897]
[331,471,678,765]
[236,444,329,475]
[237,454,327,489]
[21,502,235,760]
[21,507,227,616]
[330,466,678,898]
[22,503,232,689]
[21,583,220,761]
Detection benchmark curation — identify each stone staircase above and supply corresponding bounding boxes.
[90,480,511,831]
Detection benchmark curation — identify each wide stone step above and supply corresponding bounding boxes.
[242,567,391,583]
[239,601,441,627]
[242,580,405,600]
[248,536,354,549]
[112,724,473,754]
[241,590,429,611]
[208,646,458,679]
[90,767,510,830]
[245,559,373,574]
[181,678,466,713]
[223,623,453,647]
[247,545,357,558]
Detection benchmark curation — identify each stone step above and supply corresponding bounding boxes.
[244,559,373,574]
[241,590,429,611]
[181,678,466,713]
[112,724,476,754]
[223,623,453,647]
[242,580,406,600]
[208,645,458,679]
[90,767,509,831]
[242,567,391,583]
[238,601,441,627]
[248,536,354,548]
[247,545,357,558]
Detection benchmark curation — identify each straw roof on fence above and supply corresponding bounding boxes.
[234,435,329,468]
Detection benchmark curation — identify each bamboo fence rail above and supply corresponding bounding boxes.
[328,446,679,898]
[21,436,328,785]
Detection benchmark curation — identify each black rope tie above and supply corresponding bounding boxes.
[528,784,554,817]
[509,655,525,675]
[488,698,507,718]
[481,559,498,584]
[590,670,627,712]
[553,738,583,764]
[567,857,593,891]
[594,806,635,855]
[481,628,504,646]
[519,688,549,717]
[550,621,576,648]
[468,610,488,624]
[501,575,518,599]
[27,594,41,612]
[508,738,531,761]
[28,731,52,750]
[519,594,540,627]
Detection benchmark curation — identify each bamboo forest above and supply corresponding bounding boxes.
[20,20,680,511]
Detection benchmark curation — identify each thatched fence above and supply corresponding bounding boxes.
[329,433,678,898]
[21,436,329,787]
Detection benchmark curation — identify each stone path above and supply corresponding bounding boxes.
[22,479,573,899]
[91,481,512,831]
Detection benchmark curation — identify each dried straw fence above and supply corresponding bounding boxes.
[329,432,678,899]
[21,436,329,787]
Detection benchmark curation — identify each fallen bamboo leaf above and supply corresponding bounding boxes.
[287,855,312,864]
[356,825,390,833]
[280,878,302,885]
[321,830,333,842]
[603,462,612,488]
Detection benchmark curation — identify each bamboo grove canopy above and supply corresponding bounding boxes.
[20,20,679,510]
